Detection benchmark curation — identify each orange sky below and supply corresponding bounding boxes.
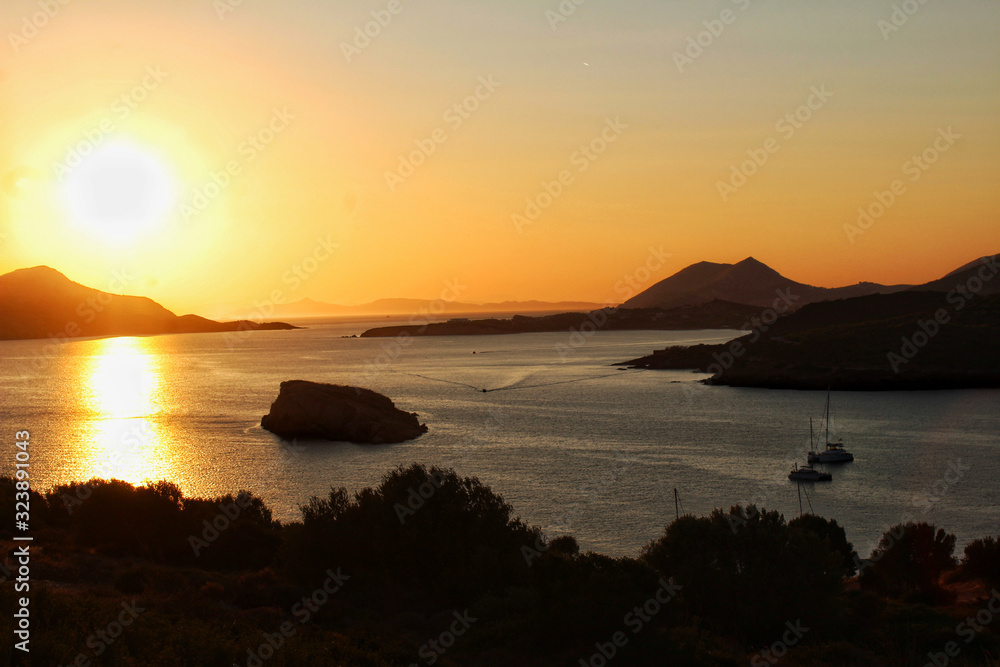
[1,0,998,315]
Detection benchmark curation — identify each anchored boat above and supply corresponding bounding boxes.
[807,389,854,464]
[788,462,832,482]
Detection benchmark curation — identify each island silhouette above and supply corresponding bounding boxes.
[0,266,296,341]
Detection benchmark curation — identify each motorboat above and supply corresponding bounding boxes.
[788,463,832,482]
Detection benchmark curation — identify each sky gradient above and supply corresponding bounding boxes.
[1,0,998,315]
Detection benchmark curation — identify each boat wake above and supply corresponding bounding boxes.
[395,368,642,393]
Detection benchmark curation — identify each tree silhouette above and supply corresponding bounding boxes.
[862,522,956,603]
[641,506,849,647]
[961,536,1000,589]
[289,464,542,608]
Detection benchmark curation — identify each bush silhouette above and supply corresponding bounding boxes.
[49,479,187,561]
[642,506,849,647]
[42,479,279,569]
[789,513,857,578]
[862,522,956,603]
[289,464,542,608]
[961,536,1000,589]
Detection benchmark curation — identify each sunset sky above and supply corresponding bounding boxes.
[1,0,998,315]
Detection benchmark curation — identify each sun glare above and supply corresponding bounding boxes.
[61,139,178,245]
[76,337,169,485]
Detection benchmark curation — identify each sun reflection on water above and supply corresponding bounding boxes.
[75,337,172,485]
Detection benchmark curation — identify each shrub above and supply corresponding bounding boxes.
[961,536,1000,588]
[288,464,542,608]
[861,522,956,603]
[641,506,849,647]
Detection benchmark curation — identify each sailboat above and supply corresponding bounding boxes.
[807,389,854,464]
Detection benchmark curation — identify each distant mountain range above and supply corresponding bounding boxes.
[231,255,999,320]
[359,254,1000,339]
[622,256,912,310]
[0,266,296,341]
[3,254,996,346]
[225,297,604,320]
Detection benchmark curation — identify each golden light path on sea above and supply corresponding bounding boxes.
[72,336,171,486]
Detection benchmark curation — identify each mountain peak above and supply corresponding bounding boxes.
[622,256,852,310]
[12,265,69,279]
[0,265,73,290]
[730,257,782,276]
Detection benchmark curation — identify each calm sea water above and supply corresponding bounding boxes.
[1,321,998,558]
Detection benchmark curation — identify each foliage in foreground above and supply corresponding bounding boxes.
[0,467,998,666]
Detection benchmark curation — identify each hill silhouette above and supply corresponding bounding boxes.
[625,255,1000,390]
[360,300,763,338]
[910,254,1000,296]
[0,266,296,341]
[622,256,909,309]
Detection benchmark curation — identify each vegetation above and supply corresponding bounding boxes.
[861,522,958,604]
[962,537,1000,590]
[1,467,998,666]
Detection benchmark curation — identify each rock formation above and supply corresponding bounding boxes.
[261,381,427,444]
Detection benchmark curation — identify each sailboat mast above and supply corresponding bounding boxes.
[674,488,679,521]
[825,388,831,445]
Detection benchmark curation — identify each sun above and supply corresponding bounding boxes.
[61,139,178,245]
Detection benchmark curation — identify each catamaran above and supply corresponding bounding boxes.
[807,389,854,464]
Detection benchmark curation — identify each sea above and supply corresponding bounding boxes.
[1,318,998,558]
